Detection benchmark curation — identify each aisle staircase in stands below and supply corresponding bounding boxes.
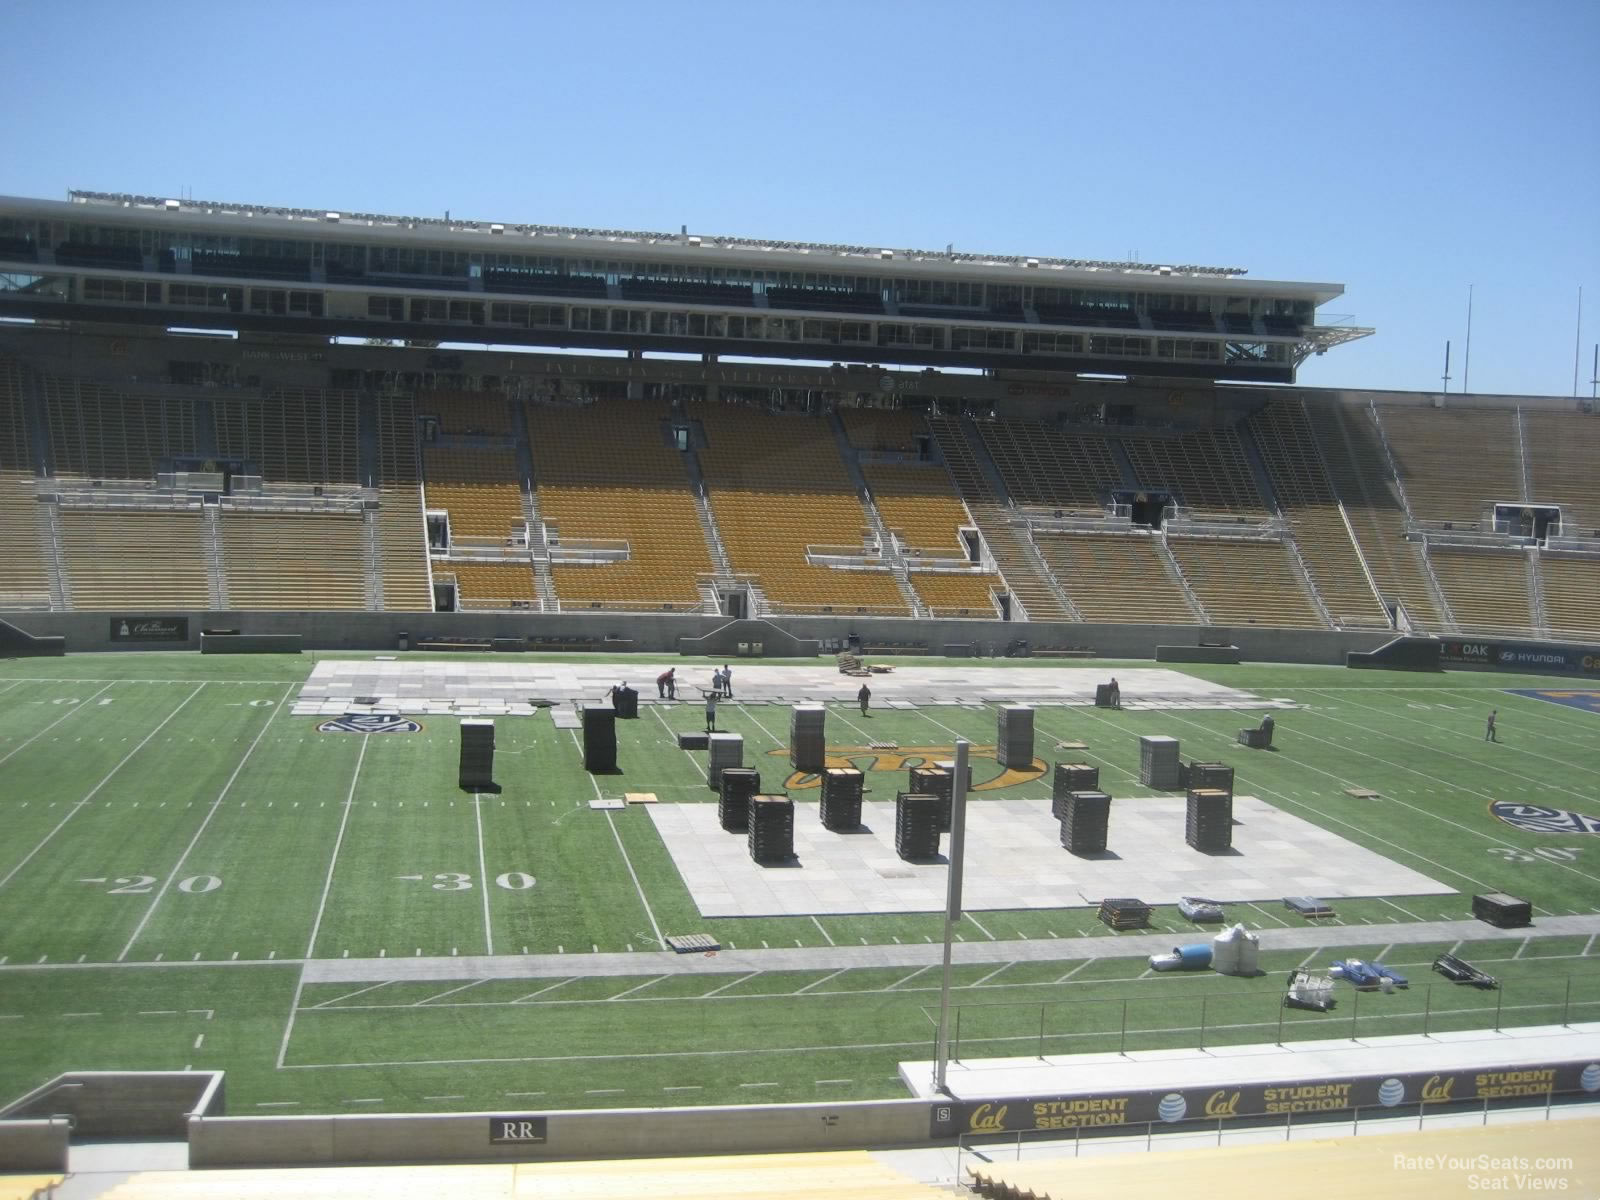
[681,444,742,616]
[828,412,929,619]
[511,398,558,612]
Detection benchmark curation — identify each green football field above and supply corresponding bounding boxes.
[1,652,1598,1116]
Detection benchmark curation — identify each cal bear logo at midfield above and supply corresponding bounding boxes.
[319,715,423,734]
[766,744,1045,791]
[1490,801,1600,835]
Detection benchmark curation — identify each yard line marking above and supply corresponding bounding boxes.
[1053,960,1094,984]
[964,913,998,941]
[662,1086,701,1092]
[817,1079,853,1085]
[568,730,607,801]
[649,705,708,780]
[304,736,369,960]
[193,1034,204,1050]
[1378,897,1425,922]
[415,981,484,1006]
[0,684,202,893]
[512,979,575,1003]
[886,965,934,990]
[1514,938,1530,960]
[1374,944,1394,963]
[504,1091,545,1098]
[739,1082,779,1089]
[735,704,782,745]
[343,1098,383,1104]
[255,1102,299,1108]
[118,683,294,960]
[702,972,759,997]
[423,1095,465,1101]
[308,982,392,1010]
[822,702,876,743]
[1584,934,1597,957]
[972,962,1014,987]
[607,976,667,1001]
[61,1012,101,1017]
[585,1089,624,1095]
[473,797,494,956]
[809,916,836,946]
[1296,949,1321,969]
[604,810,663,949]
[0,682,115,769]
[795,968,849,994]
[279,734,369,1071]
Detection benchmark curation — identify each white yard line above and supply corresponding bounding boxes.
[0,682,116,769]
[118,683,294,961]
[1053,960,1094,984]
[604,810,663,948]
[606,976,666,1001]
[474,797,494,956]
[308,982,393,1010]
[735,704,783,746]
[0,684,202,893]
[810,916,836,946]
[414,981,484,1006]
[512,978,575,1003]
[963,912,998,941]
[972,962,1014,987]
[701,972,759,998]
[304,736,369,960]
[886,965,934,990]
[649,705,708,780]
[793,968,849,994]
[823,703,877,743]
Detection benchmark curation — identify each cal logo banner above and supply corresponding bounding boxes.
[929,1059,1600,1137]
[319,715,422,734]
[1490,801,1600,836]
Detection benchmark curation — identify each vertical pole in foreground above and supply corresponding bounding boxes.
[933,739,970,1096]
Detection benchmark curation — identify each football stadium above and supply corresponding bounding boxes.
[1,188,1598,1196]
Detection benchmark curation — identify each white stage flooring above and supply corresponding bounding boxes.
[647,794,1452,917]
[290,662,1296,717]
[900,1022,1600,1102]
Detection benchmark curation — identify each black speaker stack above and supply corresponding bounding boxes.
[895,792,942,860]
[458,719,495,790]
[719,768,760,833]
[1059,790,1110,856]
[790,704,827,773]
[1185,788,1233,851]
[996,704,1034,769]
[1052,763,1100,819]
[582,705,616,773]
[820,767,864,831]
[748,794,795,864]
[908,764,953,832]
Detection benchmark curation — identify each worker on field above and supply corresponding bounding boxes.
[1486,709,1498,743]
[1107,677,1121,709]
[704,688,719,732]
[721,663,733,697]
[657,667,675,699]
[858,682,871,716]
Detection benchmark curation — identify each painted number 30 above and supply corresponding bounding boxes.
[429,873,535,891]
[1486,847,1579,864]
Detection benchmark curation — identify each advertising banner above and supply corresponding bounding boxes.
[930,1059,1600,1137]
[1439,639,1600,676]
[109,617,189,642]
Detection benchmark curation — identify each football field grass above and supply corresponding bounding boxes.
[2,653,1598,1116]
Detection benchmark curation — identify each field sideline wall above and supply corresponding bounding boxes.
[0,610,1396,665]
[186,1099,929,1168]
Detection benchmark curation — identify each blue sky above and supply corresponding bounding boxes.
[2,0,1594,397]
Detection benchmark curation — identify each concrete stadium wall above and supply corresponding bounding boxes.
[189,1098,931,1168]
[0,1119,70,1173]
[0,609,1395,667]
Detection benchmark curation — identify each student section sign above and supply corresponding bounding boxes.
[930,1059,1600,1137]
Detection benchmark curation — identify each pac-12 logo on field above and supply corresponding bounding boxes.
[1490,801,1600,835]
[318,715,423,734]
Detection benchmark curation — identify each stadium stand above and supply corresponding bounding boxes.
[1120,428,1265,514]
[839,406,924,453]
[421,447,524,542]
[1523,409,1600,535]
[0,358,51,609]
[374,394,434,611]
[1540,554,1600,638]
[421,388,514,437]
[527,399,712,610]
[43,376,197,481]
[1035,531,1196,624]
[697,405,908,614]
[1302,402,1443,629]
[1249,402,1390,628]
[442,561,538,609]
[973,420,1121,512]
[1168,536,1325,627]
[1375,405,1521,524]
[926,415,1072,619]
[217,510,367,610]
[57,509,210,610]
[215,389,359,486]
[1429,547,1535,636]
[861,461,996,616]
